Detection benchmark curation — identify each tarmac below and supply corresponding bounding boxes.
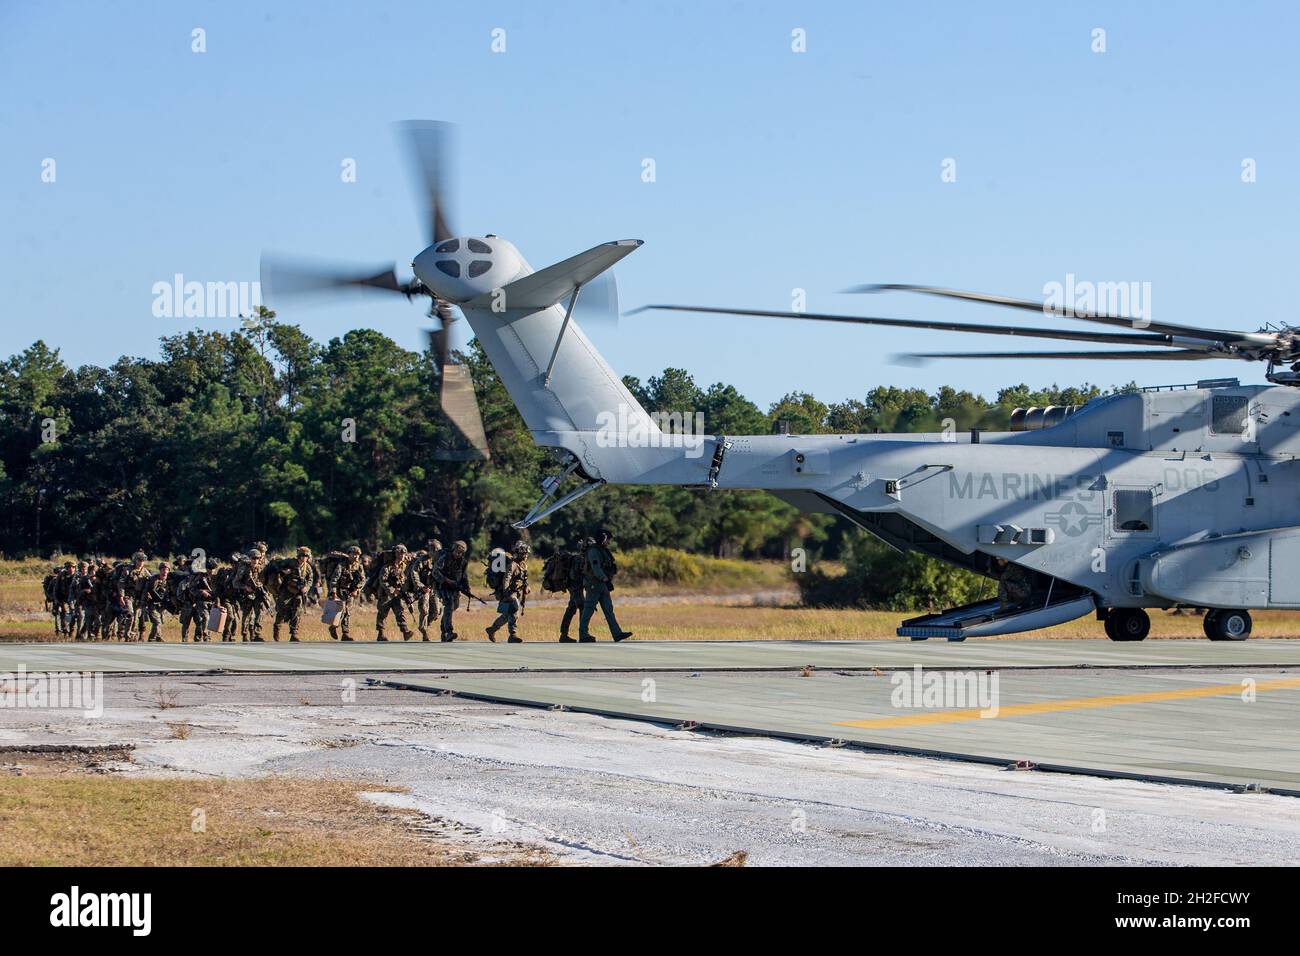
[3,639,1298,796]
[9,672,1298,865]
[5,637,1300,673]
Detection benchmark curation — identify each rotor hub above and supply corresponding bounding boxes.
[412,236,522,304]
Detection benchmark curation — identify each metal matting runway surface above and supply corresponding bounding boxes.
[4,639,1300,674]
[386,667,1300,794]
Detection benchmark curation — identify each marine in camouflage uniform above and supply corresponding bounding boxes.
[558,538,591,643]
[485,542,530,643]
[213,554,243,642]
[42,567,60,635]
[232,545,270,642]
[178,558,217,643]
[88,559,115,640]
[373,544,415,642]
[52,561,76,636]
[265,546,316,642]
[407,538,443,642]
[71,560,95,641]
[432,540,474,642]
[324,546,365,642]
[578,529,633,643]
[140,561,173,642]
[994,557,1036,610]
[111,552,150,641]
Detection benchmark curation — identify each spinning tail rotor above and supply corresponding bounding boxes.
[260,121,489,459]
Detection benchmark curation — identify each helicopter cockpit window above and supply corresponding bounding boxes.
[1210,395,1250,436]
[467,260,492,278]
[1113,489,1153,533]
[436,260,460,278]
[467,239,492,254]
[435,239,460,254]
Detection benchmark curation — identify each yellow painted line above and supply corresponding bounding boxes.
[834,676,1300,730]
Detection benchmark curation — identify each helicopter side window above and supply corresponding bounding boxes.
[1210,395,1249,436]
[435,239,460,254]
[1113,489,1153,533]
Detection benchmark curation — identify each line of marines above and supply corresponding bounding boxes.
[41,529,631,644]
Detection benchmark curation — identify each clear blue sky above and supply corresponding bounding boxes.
[3,0,1298,408]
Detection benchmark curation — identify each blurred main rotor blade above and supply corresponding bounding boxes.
[572,268,621,328]
[261,256,411,302]
[437,364,490,461]
[397,120,455,245]
[849,284,1271,346]
[902,349,1232,362]
[631,304,1182,347]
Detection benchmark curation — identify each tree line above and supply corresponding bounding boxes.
[0,310,1118,584]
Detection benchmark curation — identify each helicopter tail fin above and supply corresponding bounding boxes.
[458,240,717,486]
[458,241,656,439]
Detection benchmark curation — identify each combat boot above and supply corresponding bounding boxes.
[328,625,340,640]
[441,631,457,643]
[559,635,576,643]
[613,632,634,642]
[484,626,498,643]
[507,634,523,644]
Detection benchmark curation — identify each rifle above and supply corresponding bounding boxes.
[433,567,488,605]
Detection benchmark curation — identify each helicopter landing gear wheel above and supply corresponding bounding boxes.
[1204,609,1252,641]
[1105,608,1150,642]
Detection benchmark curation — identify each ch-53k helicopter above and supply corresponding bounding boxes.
[266,122,1299,643]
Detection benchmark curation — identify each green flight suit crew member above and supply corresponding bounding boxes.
[558,538,591,643]
[578,529,633,643]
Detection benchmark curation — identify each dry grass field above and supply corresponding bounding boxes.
[0,762,552,866]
